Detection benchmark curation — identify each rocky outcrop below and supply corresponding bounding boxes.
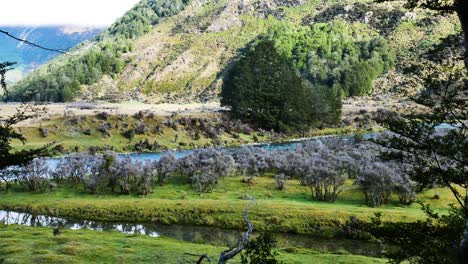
[311,3,407,35]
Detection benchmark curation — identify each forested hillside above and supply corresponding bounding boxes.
[0,26,102,83]
[7,0,459,103]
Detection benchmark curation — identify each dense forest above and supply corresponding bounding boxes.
[221,20,395,130]
[265,20,396,97]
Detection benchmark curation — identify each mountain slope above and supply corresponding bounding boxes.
[0,26,102,83]
[9,0,460,103]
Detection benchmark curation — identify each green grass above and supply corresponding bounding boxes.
[0,224,386,264]
[12,114,373,153]
[0,176,456,236]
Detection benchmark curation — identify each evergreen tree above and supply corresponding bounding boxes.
[221,41,318,132]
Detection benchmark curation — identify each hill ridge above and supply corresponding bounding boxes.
[7,0,459,103]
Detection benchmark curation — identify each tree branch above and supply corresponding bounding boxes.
[196,254,211,264]
[195,198,256,264]
[0,29,67,54]
[218,197,256,264]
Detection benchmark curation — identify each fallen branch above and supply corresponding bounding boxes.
[218,197,256,264]
[196,254,211,264]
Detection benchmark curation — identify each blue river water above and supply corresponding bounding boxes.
[46,122,458,168]
[46,132,380,169]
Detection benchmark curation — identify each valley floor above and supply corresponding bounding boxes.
[0,101,224,126]
[0,224,386,264]
[0,175,455,263]
[0,176,455,235]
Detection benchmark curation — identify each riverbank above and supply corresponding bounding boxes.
[10,110,376,153]
[0,177,455,236]
[0,224,386,263]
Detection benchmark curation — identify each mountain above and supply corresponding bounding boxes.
[0,26,102,83]
[7,0,460,103]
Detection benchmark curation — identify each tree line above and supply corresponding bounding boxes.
[0,137,417,208]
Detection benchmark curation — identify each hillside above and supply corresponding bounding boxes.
[8,0,460,103]
[0,26,102,83]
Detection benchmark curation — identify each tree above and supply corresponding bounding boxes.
[264,20,395,98]
[221,41,315,132]
[371,61,468,262]
[156,153,177,185]
[0,105,56,173]
[17,158,50,192]
[0,62,16,98]
[181,149,235,193]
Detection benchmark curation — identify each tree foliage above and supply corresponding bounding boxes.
[368,61,468,262]
[369,205,465,264]
[221,41,335,132]
[0,62,16,98]
[241,233,283,264]
[0,106,55,173]
[265,20,396,97]
[376,0,468,66]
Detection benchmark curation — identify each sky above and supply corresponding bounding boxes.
[0,0,141,26]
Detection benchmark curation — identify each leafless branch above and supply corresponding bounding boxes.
[195,197,256,264]
[0,29,67,54]
[196,254,211,264]
[218,197,256,264]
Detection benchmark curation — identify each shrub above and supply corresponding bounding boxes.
[275,174,288,191]
[179,149,235,192]
[357,162,398,207]
[122,129,135,140]
[17,159,50,192]
[156,153,177,185]
[241,233,283,264]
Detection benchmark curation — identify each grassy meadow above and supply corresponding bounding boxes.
[0,224,387,264]
[0,176,455,236]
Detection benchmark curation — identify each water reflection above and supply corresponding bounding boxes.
[0,210,381,257]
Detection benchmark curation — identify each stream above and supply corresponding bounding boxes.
[0,210,382,257]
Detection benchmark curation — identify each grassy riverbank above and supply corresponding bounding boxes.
[11,113,374,153]
[0,176,455,236]
[0,224,386,264]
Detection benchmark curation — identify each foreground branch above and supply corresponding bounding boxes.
[196,197,256,264]
[0,29,67,54]
[218,197,256,264]
[196,254,211,264]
